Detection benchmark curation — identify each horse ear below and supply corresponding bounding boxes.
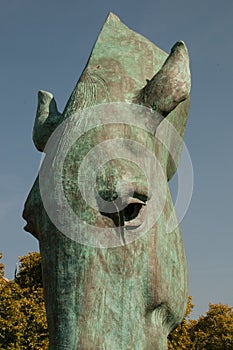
[137,41,191,181]
[138,41,191,116]
[155,97,190,181]
[33,90,63,152]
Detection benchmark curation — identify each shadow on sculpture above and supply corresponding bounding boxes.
[23,13,191,350]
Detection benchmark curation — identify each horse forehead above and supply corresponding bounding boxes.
[64,123,155,175]
[96,157,148,183]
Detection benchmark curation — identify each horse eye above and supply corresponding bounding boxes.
[123,198,147,229]
[98,194,147,229]
[123,203,143,221]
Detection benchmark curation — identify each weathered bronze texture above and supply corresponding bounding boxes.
[23,13,191,349]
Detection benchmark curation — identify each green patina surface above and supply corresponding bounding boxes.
[23,13,191,350]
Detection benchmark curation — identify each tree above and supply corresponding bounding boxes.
[190,303,233,350]
[168,297,233,350]
[0,253,5,280]
[168,296,196,349]
[0,252,48,350]
[15,252,43,290]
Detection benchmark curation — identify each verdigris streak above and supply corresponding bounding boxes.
[23,13,191,349]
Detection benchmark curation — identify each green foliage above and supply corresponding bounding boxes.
[0,252,48,350]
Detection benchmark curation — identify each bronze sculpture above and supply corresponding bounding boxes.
[23,13,191,349]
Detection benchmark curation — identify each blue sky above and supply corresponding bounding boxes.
[1,0,233,319]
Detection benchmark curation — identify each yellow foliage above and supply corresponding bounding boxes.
[0,252,48,350]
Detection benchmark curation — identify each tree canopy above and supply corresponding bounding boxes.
[168,297,233,349]
[168,296,195,349]
[0,252,48,350]
[189,303,233,350]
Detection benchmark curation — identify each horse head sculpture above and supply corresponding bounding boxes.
[23,13,191,349]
